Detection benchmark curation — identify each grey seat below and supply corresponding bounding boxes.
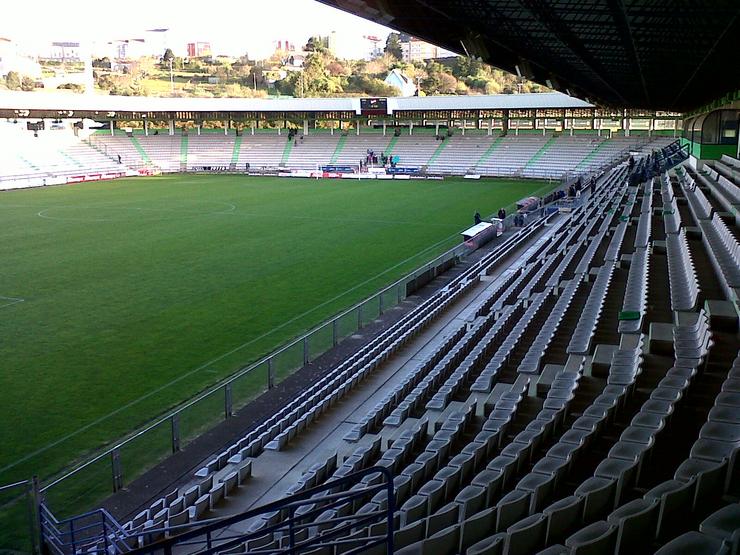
[427,502,460,536]
[467,532,506,555]
[607,498,660,554]
[454,485,487,519]
[516,472,556,513]
[496,489,531,532]
[543,495,584,544]
[505,512,547,555]
[653,531,730,554]
[645,478,697,539]
[565,520,618,554]
[674,458,728,512]
[575,477,617,522]
[460,506,498,551]
[700,503,740,549]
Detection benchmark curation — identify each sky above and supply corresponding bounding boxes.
[0,0,407,60]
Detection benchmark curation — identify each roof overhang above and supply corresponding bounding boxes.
[319,0,740,112]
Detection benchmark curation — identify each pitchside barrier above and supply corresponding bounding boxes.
[0,175,576,553]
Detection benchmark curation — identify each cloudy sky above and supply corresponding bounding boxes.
[0,0,408,59]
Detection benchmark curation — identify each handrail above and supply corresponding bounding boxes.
[40,466,395,555]
[7,177,569,503]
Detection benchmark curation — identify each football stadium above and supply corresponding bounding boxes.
[0,1,739,553]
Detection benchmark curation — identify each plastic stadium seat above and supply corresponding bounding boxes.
[467,532,506,555]
[606,498,660,553]
[505,512,547,555]
[653,531,730,554]
[700,503,740,549]
[460,506,498,552]
[496,489,531,532]
[543,495,584,544]
[565,520,618,554]
[645,478,697,539]
[575,477,617,522]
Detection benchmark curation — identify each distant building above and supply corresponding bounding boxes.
[327,31,338,55]
[112,39,148,61]
[385,69,417,97]
[400,36,440,62]
[187,42,212,58]
[45,42,82,62]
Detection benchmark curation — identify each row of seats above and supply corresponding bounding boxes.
[113,201,562,542]
[104,151,738,554]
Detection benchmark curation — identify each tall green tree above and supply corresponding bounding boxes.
[385,33,403,60]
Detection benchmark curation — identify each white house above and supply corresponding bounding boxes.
[384,69,417,97]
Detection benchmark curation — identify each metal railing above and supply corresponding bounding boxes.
[41,466,394,555]
[1,176,570,552]
[28,233,474,525]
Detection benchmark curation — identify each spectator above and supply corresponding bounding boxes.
[590,178,596,195]
[474,211,482,225]
[497,208,506,220]
[117,154,122,164]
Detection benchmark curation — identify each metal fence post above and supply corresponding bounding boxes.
[224,384,233,419]
[28,477,42,555]
[111,449,123,492]
[267,358,275,389]
[332,319,338,347]
[379,293,383,315]
[357,305,363,329]
[303,336,309,366]
[171,414,181,453]
[397,284,402,304]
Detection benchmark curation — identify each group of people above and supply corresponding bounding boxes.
[566,176,597,199]
[288,129,305,147]
[359,149,397,171]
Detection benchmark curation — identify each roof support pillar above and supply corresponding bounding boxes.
[462,119,466,136]
[196,124,201,136]
[168,120,174,136]
[409,122,413,136]
[623,110,629,137]
[144,119,148,136]
[303,119,309,136]
[488,119,493,136]
[110,120,114,136]
[382,122,386,136]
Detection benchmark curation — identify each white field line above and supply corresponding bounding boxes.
[0,296,24,309]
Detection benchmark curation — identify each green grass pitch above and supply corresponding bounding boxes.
[0,174,552,520]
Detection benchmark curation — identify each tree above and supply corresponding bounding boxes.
[385,33,403,60]
[21,76,36,91]
[304,36,329,53]
[5,71,21,90]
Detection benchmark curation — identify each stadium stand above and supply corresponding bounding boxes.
[0,126,675,189]
[37,138,739,554]
[86,132,673,178]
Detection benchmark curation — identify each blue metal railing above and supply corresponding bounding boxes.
[41,466,395,555]
[40,504,130,555]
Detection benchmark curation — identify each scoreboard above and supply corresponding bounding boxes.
[360,97,388,115]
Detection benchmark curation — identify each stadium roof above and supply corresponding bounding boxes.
[319,0,740,112]
[0,91,592,118]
